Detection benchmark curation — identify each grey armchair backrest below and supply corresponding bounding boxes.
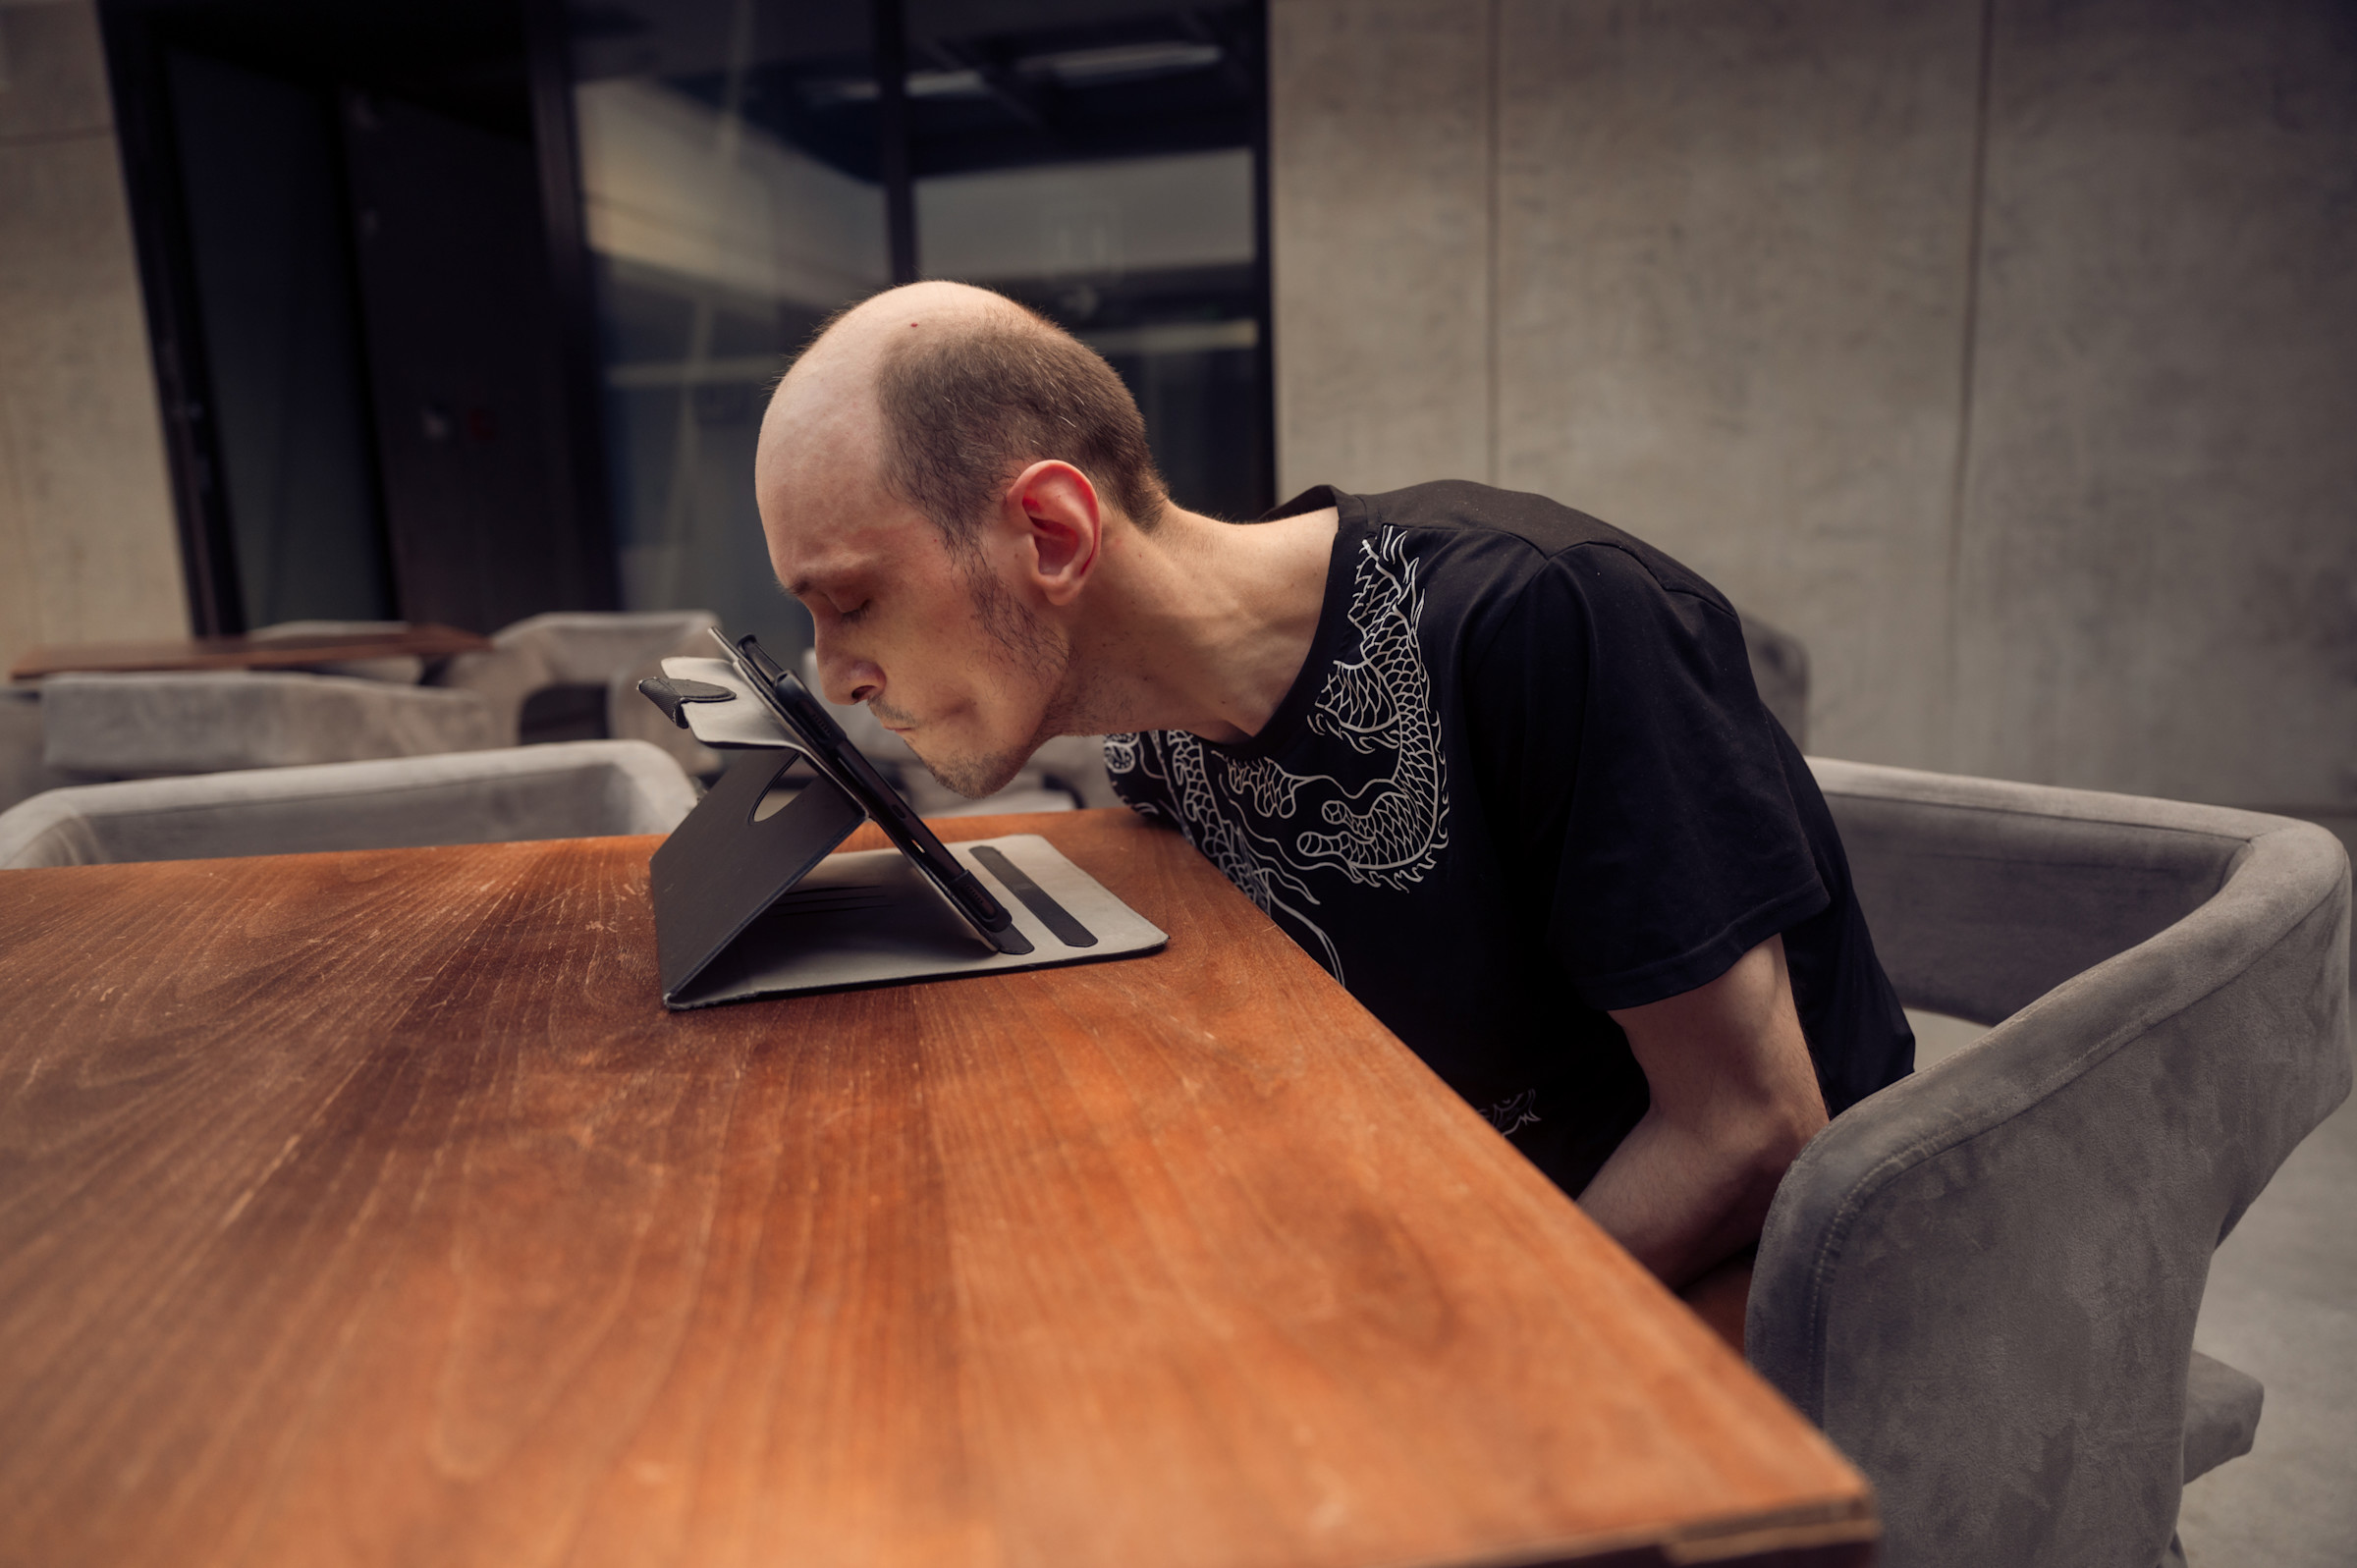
[1750,759,2351,1568]
[434,610,722,776]
[0,740,698,869]
[1737,611,1810,752]
[38,671,504,778]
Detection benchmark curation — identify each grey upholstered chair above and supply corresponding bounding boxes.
[436,610,723,778]
[1737,612,1809,751]
[1750,760,2352,1568]
[0,684,74,812]
[37,669,506,777]
[35,615,509,780]
[0,740,697,868]
[27,611,723,783]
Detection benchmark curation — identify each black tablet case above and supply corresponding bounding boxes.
[645,657,1167,1010]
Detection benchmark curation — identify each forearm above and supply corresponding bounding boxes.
[1577,1105,1795,1288]
[1586,934,1830,1290]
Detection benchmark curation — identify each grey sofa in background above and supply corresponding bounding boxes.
[8,611,723,801]
[0,740,697,869]
[1750,760,2352,1568]
[37,669,506,778]
[0,684,75,808]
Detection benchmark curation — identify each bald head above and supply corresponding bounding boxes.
[777,279,1022,392]
[760,281,1165,560]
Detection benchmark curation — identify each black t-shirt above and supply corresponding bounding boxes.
[1107,481,1913,1197]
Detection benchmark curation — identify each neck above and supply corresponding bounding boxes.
[1064,501,1340,743]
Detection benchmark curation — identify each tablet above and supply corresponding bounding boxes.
[708,629,1032,957]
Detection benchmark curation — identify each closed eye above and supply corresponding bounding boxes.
[796,586,869,622]
[783,574,870,624]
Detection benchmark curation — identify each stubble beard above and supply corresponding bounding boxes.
[916,564,1078,799]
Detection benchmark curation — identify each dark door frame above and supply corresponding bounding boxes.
[97,0,1271,631]
[521,0,622,610]
[97,0,620,635]
[96,2,247,636]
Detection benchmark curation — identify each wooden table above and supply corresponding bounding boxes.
[8,623,491,680]
[0,811,1875,1568]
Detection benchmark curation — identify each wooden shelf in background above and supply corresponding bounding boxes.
[8,622,491,679]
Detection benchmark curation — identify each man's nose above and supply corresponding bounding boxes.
[812,637,880,706]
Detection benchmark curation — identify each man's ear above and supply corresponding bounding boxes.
[1002,460,1103,606]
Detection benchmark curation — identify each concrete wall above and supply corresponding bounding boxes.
[1271,0,2357,810]
[0,0,187,676]
[1270,0,1494,493]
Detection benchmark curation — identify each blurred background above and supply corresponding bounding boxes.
[0,0,2350,815]
[8,0,1269,664]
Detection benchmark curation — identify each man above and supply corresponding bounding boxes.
[755,281,1913,1292]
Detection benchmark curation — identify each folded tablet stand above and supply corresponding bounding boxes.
[642,657,1166,1009]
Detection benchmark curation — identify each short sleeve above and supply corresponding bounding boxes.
[1464,545,1827,1012]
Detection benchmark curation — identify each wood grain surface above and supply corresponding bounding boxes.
[0,810,1873,1568]
[8,623,491,679]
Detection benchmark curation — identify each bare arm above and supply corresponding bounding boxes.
[1578,934,1829,1290]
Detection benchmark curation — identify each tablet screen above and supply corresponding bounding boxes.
[712,630,1028,955]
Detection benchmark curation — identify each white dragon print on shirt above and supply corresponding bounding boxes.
[1480,1089,1542,1137]
[1105,525,1451,985]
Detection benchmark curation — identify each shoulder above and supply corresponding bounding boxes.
[1337,481,1738,651]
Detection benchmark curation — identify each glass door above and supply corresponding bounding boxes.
[567,0,1269,659]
